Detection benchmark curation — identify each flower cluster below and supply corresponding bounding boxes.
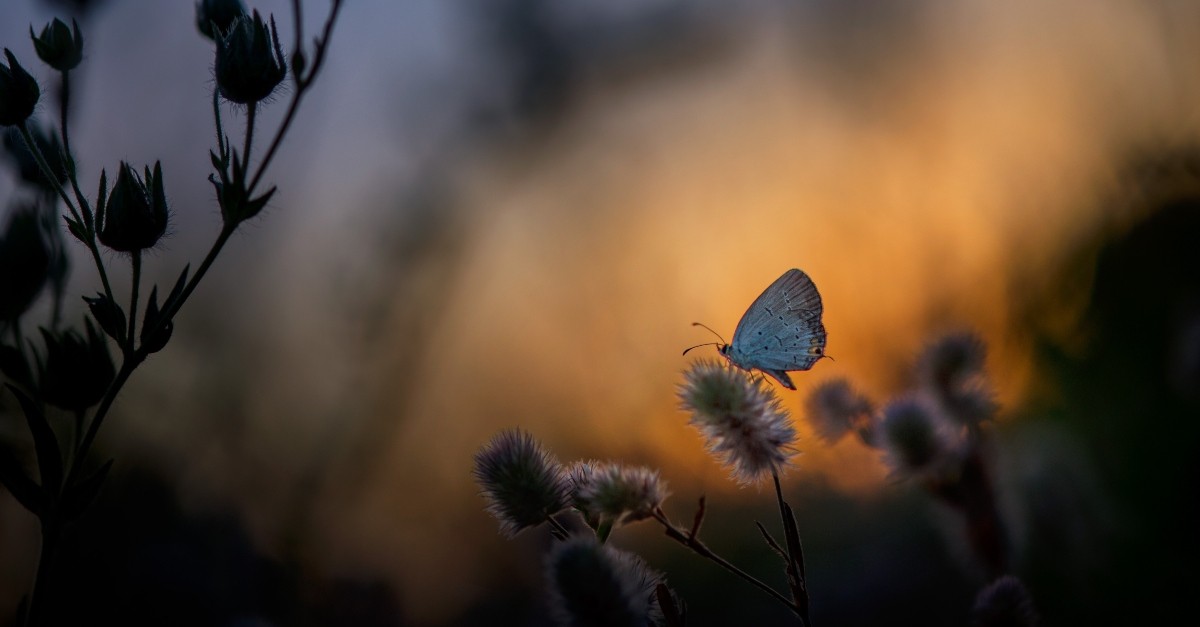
[804,330,1000,479]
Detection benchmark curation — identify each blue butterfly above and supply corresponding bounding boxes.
[686,268,828,389]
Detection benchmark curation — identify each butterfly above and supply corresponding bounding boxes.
[685,268,827,390]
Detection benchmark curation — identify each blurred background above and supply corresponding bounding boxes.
[2,0,1199,624]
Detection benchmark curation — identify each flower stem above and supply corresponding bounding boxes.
[546,515,571,539]
[212,87,226,157]
[248,0,344,194]
[653,509,800,616]
[58,69,89,214]
[19,122,118,309]
[127,250,141,355]
[243,101,256,166]
[17,123,78,223]
[772,472,811,626]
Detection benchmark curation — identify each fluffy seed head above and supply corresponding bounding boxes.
[678,360,797,485]
[916,331,998,425]
[971,575,1039,627]
[473,428,570,537]
[571,461,668,527]
[879,395,953,477]
[805,378,876,445]
[546,535,663,627]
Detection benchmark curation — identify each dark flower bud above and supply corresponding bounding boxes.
[39,319,115,411]
[196,0,248,42]
[97,162,169,252]
[215,11,286,105]
[30,18,83,72]
[0,205,50,322]
[0,49,40,127]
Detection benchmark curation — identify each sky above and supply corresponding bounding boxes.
[3,0,1200,624]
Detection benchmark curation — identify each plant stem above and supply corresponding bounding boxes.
[248,0,344,194]
[546,515,571,538]
[212,88,226,157]
[126,251,141,355]
[772,473,811,626]
[58,70,88,214]
[243,102,257,166]
[64,358,136,487]
[19,123,118,309]
[653,510,800,615]
[148,224,234,342]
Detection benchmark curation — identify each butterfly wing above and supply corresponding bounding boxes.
[729,268,826,373]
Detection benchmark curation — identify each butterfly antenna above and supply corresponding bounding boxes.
[690,322,727,345]
[682,342,721,356]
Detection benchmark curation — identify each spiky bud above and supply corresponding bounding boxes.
[0,50,40,127]
[97,162,168,252]
[196,0,247,41]
[30,18,83,72]
[215,11,285,105]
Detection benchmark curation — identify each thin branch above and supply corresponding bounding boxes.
[247,0,344,194]
[653,509,800,616]
[546,515,571,540]
[20,122,117,307]
[755,521,788,560]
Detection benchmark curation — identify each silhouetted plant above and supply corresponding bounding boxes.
[475,359,815,626]
[807,330,1036,621]
[476,331,1039,625]
[0,2,344,624]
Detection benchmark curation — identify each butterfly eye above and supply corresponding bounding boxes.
[810,346,823,356]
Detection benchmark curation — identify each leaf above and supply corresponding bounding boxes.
[754,520,788,561]
[94,168,108,230]
[64,215,88,244]
[82,293,127,346]
[5,384,63,495]
[0,444,43,515]
[244,185,276,221]
[140,286,172,354]
[779,499,809,619]
[60,459,112,520]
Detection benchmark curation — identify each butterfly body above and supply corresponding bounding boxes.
[716,268,827,390]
